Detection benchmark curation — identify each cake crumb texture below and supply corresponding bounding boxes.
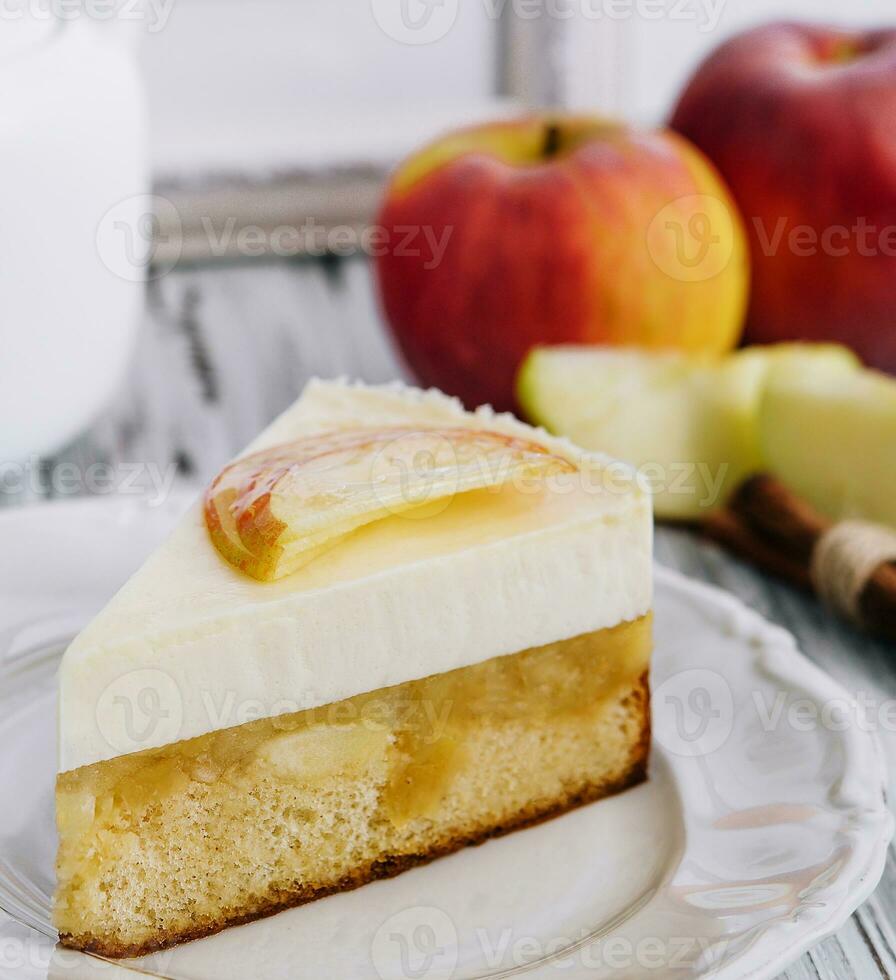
[55,616,651,959]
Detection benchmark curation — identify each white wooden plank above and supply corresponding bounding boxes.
[808,919,883,979]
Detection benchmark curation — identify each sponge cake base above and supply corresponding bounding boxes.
[55,614,651,959]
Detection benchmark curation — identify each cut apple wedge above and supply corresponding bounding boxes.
[205,427,575,581]
[517,344,859,519]
[759,359,896,528]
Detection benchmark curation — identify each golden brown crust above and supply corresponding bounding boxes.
[60,674,650,961]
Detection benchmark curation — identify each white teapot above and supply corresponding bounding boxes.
[1,6,148,461]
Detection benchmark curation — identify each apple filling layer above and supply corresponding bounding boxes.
[56,614,652,959]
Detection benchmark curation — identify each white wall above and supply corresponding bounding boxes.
[138,0,896,178]
[139,0,504,176]
[563,0,896,122]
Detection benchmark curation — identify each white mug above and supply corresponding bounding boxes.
[0,8,149,461]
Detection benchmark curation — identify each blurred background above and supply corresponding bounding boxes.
[144,0,894,261]
[142,0,891,174]
[2,0,894,502]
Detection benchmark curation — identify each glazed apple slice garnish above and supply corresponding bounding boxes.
[205,427,575,581]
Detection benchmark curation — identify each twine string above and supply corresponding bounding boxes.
[810,520,896,623]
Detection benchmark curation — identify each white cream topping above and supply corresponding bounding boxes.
[59,380,653,772]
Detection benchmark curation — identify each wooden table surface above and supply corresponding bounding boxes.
[7,256,896,979]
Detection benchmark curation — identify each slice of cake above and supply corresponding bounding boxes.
[54,380,653,959]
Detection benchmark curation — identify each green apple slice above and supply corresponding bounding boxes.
[759,360,896,527]
[517,344,858,520]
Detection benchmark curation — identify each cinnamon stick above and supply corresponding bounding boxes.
[702,474,896,643]
[863,564,896,639]
[728,475,828,565]
[703,506,813,591]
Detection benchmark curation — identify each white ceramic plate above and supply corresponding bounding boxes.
[0,495,891,980]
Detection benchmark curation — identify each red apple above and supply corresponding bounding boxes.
[672,22,896,373]
[374,116,749,411]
